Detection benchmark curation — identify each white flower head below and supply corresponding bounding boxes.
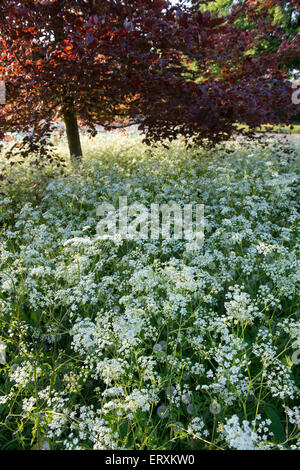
[157,404,169,419]
[209,399,221,415]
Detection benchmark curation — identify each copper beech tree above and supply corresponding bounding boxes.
[0,0,297,164]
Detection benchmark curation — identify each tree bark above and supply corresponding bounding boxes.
[63,100,83,165]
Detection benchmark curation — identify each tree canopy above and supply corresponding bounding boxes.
[0,0,297,163]
[197,0,299,71]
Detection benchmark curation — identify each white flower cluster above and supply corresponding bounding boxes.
[0,134,299,449]
[219,415,274,450]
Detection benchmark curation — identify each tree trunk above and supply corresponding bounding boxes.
[63,101,83,166]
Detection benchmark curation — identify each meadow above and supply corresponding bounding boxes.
[0,133,299,450]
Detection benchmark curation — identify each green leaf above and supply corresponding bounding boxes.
[264,404,285,444]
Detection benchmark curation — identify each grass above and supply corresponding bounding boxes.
[0,133,299,450]
[236,123,300,134]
